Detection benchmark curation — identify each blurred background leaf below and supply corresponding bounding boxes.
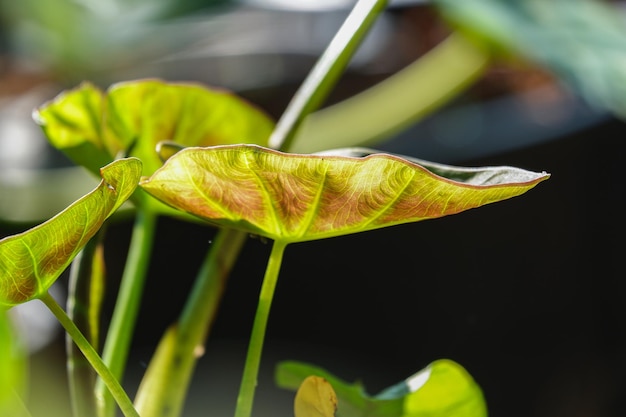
[433,0,626,119]
[0,0,231,80]
[0,309,28,416]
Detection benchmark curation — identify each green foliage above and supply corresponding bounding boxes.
[434,0,626,118]
[140,144,549,243]
[0,0,573,414]
[34,79,274,177]
[277,360,486,417]
[0,158,141,307]
[34,79,274,217]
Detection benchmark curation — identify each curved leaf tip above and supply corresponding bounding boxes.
[140,145,549,243]
[0,158,142,308]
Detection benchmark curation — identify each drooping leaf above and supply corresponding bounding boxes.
[277,359,487,417]
[294,376,338,417]
[140,145,549,243]
[0,158,141,308]
[34,79,275,177]
[433,0,626,118]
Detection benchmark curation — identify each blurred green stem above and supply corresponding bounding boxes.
[269,0,389,151]
[290,32,491,154]
[235,240,287,417]
[40,292,139,417]
[66,230,107,417]
[133,228,248,417]
[97,209,157,417]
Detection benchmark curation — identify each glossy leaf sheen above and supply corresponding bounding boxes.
[34,79,274,176]
[277,359,486,417]
[140,145,549,243]
[0,158,141,307]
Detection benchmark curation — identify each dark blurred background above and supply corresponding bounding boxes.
[1,1,625,416]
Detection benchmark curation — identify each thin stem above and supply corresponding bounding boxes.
[98,209,158,417]
[235,240,288,417]
[66,230,106,417]
[39,292,139,417]
[290,32,491,153]
[133,228,248,417]
[269,0,389,151]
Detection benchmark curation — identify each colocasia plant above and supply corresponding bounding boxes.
[4,0,625,415]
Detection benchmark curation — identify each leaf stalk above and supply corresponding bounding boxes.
[133,228,248,417]
[66,230,107,417]
[269,0,389,151]
[235,240,288,417]
[97,208,158,417]
[40,292,139,417]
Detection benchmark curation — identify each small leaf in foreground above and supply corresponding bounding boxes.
[277,359,487,417]
[140,145,549,243]
[295,376,338,417]
[377,359,487,417]
[0,158,141,308]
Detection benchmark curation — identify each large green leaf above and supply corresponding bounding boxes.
[277,359,486,417]
[34,79,275,177]
[0,158,141,308]
[139,145,549,243]
[433,0,626,117]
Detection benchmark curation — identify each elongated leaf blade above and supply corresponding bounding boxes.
[0,158,141,308]
[140,145,549,243]
[34,79,275,176]
[433,0,626,118]
[277,359,486,417]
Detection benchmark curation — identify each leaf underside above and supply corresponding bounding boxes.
[0,158,141,307]
[140,145,549,243]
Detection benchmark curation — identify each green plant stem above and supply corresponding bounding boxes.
[97,209,158,417]
[290,32,491,154]
[66,230,106,417]
[133,228,248,417]
[269,0,389,151]
[235,240,288,417]
[39,292,139,417]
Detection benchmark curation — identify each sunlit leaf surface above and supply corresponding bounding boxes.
[433,0,626,117]
[34,79,274,176]
[140,145,549,243]
[277,359,486,417]
[0,158,141,307]
[295,376,338,417]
